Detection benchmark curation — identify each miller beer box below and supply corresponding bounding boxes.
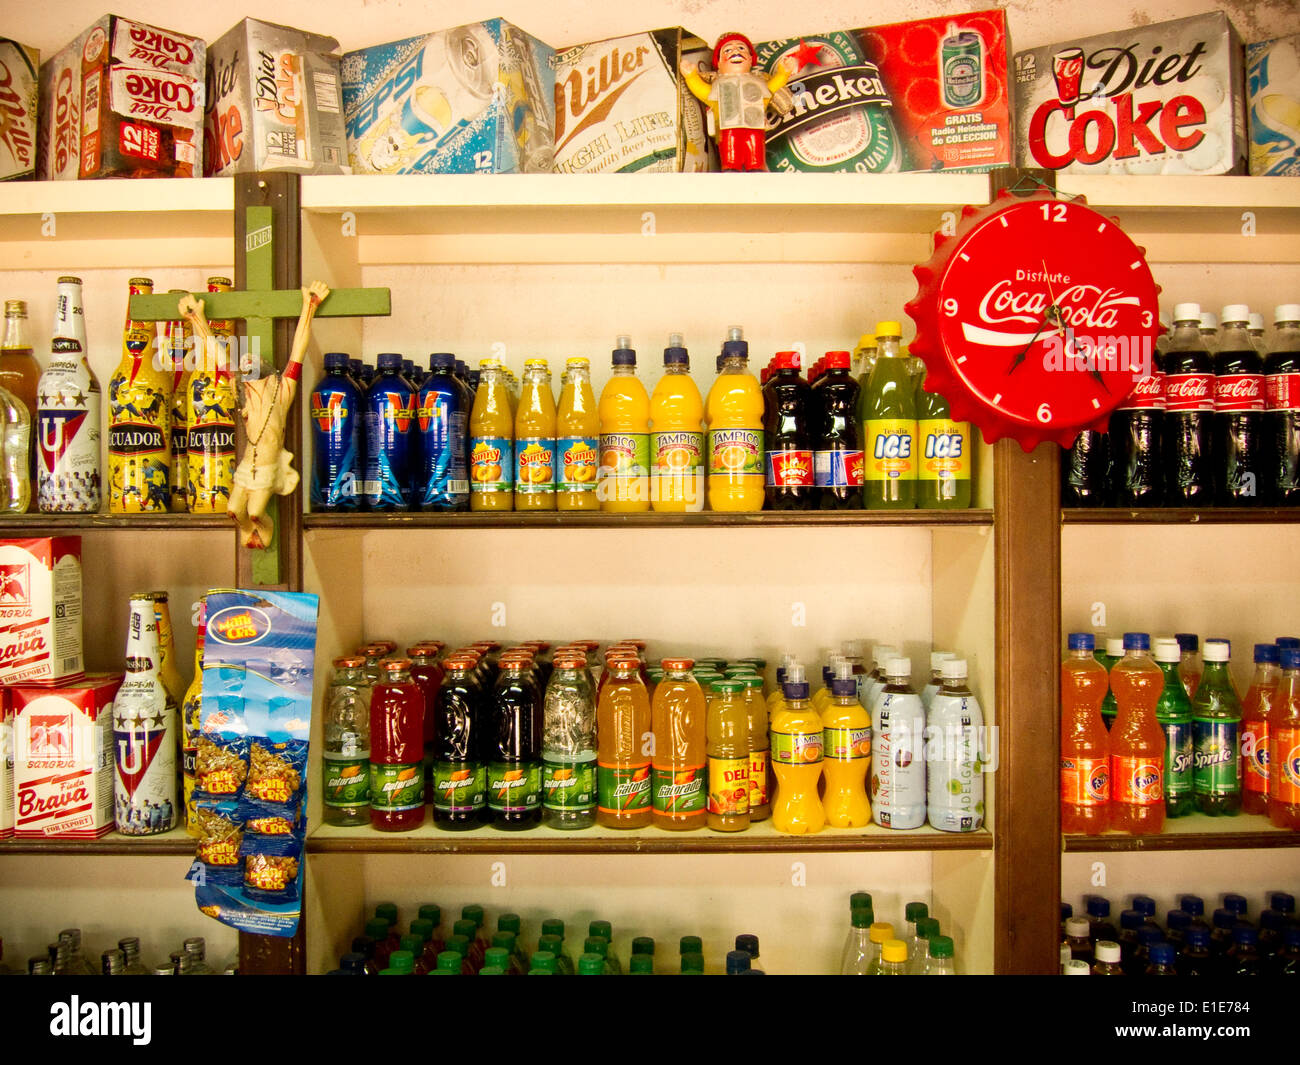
[204,18,348,177]
[342,18,555,175]
[1014,11,1247,176]
[37,15,206,180]
[0,537,84,687]
[12,674,122,840]
[756,11,1011,174]
[551,28,713,174]
[1248,33,1300,176]
[0,39,39,181]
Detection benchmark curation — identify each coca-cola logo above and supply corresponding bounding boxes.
[966,276,1138,344]
[1117,372,1165,411]
[1215,374,1265,412]
[128,24,196,68]
[1029,92,1205,169]
[53,67,76,173]
[122,72,196,116]
[1164,373,1214,411]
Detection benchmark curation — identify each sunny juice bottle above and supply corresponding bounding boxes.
[556,358,599,510]
[769,664,825,834]
[596,656,653,828]
[651,658,707,831]
[514,359,557,511]
[1061,633,1110,835]
[706,328,765,512]
[821,662,872,828]
[862,321,917,509]
[598,336,650,512]
[469,361,513,511]
[706,679,750,832]
[1269,648,1300,830]
[650,334,705,512]
[1110,633,1166,836]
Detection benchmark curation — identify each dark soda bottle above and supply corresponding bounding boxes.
[1225,926,1264,976]
[1109,337,1164,507]
[763,351,814,509]
[487,660,543,829]
[1177,926,1213,976]
[1162,304,1216,506]
[1265,304,1300,505]
[431,656,487,830]
[1061,430,1111,506]
[813,351,864,509]
[1214,306,1269,506]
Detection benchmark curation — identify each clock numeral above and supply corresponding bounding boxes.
[1037,402,1053,423]
[943,297,959,317]
[1141,311,1153,328]
[1040,203,1067,223]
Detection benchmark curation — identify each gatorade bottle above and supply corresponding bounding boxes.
[705,679,751,832]
[769,663,825,834]
[468,360,513,511]
[1109,633,1166,835]
[862,321,916,509]
[1192,639,1242,817]
[408,643,444,800]
[926,658,984,832]
[650,334,705,512]
[541,653,597,830]
[486,659,542,829]
[872,658,925,829]
[814,351,864,509]
[598,336,650,511]
[1242,643,1281,816]
[1061,633,1110,835]
[820,661,871,828]
[596,656,652,828]
[513,359,557,511]
[1271,647,1300,829]
[763,351,814,510]
[369,659,425,831]
[1153,638,1195,818]
[431,656,487,829]
[651,659,707,830]
[310,352,364,510]
[364,353,416,510]
[417,353,470,511]
[915,368,971,509]
[706,327,765,512]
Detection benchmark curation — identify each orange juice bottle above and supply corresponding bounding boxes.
[706,327,765,512]
[514,359,556,511]
[1110,633,1166,836]
[706,679,750,832]
[769,663,825,834]
[596,656,652,828]
[556,357,599,510]
[738,673,770,821]
[651,658,707,831]
[469,360,513,511]
[821,661,872,828]
[598,336,650,511]
[650,334,705,512]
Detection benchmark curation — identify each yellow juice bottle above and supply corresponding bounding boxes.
[598,336,650,512]
[813,653,839,714]
[821,662,872,828]
[769,663,825,834]
[707,679,750,832]
[514,359,556,511]
[596,656,653,828]
[650,334,704,513]
[706,327,764,512]
[651,658,707,831]
[469,361,513,511]
[556,357,599,511]
[736,673,770,821]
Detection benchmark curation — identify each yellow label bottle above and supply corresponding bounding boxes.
[186,277,238,514]
[514,359,556,511]
[109,278,171,513]
[598,336,650,512]
[469,360,513,511]
[821,664,872,828]
[738,673,770,821]
[164,295,188,512]
[706,679,750,832]
[650,334,704,512]
[556,358,599,511]
[706,329,764,512]
[769,664,825,834]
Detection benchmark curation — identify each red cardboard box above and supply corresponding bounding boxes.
[0,537,84,687]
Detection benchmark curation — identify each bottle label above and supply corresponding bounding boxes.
[1116,373,1165,412]
[1163,372,1215,413]
[707,756,749,816]
[865,418,916,480]
[432,761,486,813]
[369,762,424,812]
[1111,755,1162,806]
[1163,720,1194,799]
[918,419,970,482]
[38,371,103,513]
[814,448,865,488]
[599,433,650,479]
[597,761,651,814]
[770,728,823,765]
[652,763,706,816]
[1193,719,1240,797]
[557,435,599,492]
[322,754,370,810]
[652,431,704,478]
[541,758,596,812]
[708,428,763,477]
[1215,373,1265,413]
[487,762,541,813]
[765,448,814,487]
[1266,372,1300,412]
[469,437,513,494]
[515,437,556,494]
[824,725,871,761]
[1241,722,1269,795]
[748,748,769,807]
[1274,728,1300,803]
[1060,755,1109,806]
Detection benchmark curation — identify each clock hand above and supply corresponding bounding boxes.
[1007,316,1051,375]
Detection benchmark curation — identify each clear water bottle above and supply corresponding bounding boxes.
[0,383,30,512]
[322,656,372,827]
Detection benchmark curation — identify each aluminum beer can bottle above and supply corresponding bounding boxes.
[186,277,238,514]
[114,594,178,836]
[108,278,171,513]
[37,276,101,513]
[164,295,189,512]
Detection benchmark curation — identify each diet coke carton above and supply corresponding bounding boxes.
[1248,33,1300,176]
[37,15,206,180]
[0,537,84,687]
[1,688,12,839]
[0,38,39,181]
[12,674,122,839]
[1014,11,1247,176]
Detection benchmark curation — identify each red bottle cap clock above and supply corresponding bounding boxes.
[906,189,1161,451]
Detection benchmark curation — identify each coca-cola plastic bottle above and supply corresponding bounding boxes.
[1214,306,1268,506]
[1109,331,1164,507]
[1265,304,1300,506]
[1162,303,1215,506]
[1198,311,1220,354]
[1061,429,1110,506]
[763,351,814,510]
[1248,313,1268,356]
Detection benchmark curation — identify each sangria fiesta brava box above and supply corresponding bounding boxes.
[342,18,555,174]
[0,537,84,687]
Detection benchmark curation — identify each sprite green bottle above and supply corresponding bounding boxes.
[1191,639,1242,817]
[1099,636,1123,731]
[1154,638,1195,817]
[914,369,971,509]
[861,321,916,509]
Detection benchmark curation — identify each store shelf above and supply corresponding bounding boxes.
[1062,507,1300,526]
[309,818,991,854]
[304,508,994,531]
[0,513,232,532]
[1063,814,1300,853]
[0,827,195,856]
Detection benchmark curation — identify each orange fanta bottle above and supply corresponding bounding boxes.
[1269,647,1300,829]
[596,656,652,828]
[556,358,599,511]
[598,337,650,512]
[706,327,765,512]
[651,658,707,830]
[1110,633,1165,835]
[1061,632,1110,835]
[514,359,556,511]
[769,663,825,834]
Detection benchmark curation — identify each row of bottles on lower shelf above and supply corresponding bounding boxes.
[0,929,230,976]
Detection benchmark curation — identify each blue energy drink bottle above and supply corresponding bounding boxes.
[310,352,363,511]
[364,352,416,511]
[419,353,470,511]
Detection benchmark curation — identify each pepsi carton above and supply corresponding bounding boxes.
[1247,33,1300,176]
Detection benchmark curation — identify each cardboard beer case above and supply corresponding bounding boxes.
[0,38,39,181]
[204,17,348,176]
[1,687,12,839]
[551,27,713,173]
[0,537,84,687]
[342,17,555,175]
[1247,33,1300,177]
[37,14,206,180]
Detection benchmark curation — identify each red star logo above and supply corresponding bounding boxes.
[791,39,823,70]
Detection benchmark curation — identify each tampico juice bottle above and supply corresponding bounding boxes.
[821,661,872,828]
[650,334,705,512]
[769,663,825,834]
[596,656,653,828]
[598,336,650,511]
[706,327,765,512]
[706,679,750,832]
[556,357,599,510]
[469,360,513,511]
[651,659,707,830]
[514,359,557,511]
